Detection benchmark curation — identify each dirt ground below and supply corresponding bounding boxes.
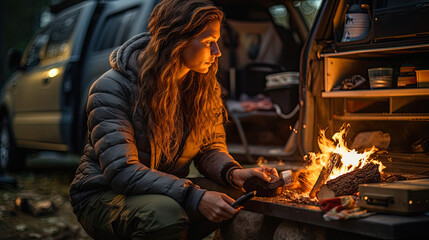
[0,152,91,240]
[0,151,216,240]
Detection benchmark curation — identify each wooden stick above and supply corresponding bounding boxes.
[309,153,342,199]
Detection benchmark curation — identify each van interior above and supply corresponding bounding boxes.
[302,0,429,176]
[214,0,429,178]
[212,0,321,164]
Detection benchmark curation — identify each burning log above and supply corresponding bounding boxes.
[317,163,381,200]
[309,153,342,199]
[297,171,312,193]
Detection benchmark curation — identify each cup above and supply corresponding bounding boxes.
[368,67,393,89]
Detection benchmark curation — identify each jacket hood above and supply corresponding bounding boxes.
[109,32,150,82]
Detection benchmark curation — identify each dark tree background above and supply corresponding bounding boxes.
[0,0,56,87]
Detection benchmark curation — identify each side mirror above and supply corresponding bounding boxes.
[7,48,23,71]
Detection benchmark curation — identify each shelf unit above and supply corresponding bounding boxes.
[321,43,429,95]
[334,114,429,121]
[320,43,429,117]
[318,43,429,159]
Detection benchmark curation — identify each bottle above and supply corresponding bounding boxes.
[341,1,370,42]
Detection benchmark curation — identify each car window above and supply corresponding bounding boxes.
[94,8,139,52]
[24,8,81,68]
[24,27,49,68]
[44,10,81,60]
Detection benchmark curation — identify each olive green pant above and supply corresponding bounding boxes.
[77,177,244,240]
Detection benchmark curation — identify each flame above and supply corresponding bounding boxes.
[256,123,386,203]
[303,123,385,195]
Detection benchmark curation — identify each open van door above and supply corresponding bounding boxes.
[300,0,429,174]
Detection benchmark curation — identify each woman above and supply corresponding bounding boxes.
[69,0,278,239]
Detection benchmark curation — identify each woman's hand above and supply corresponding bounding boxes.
[231,167,279,188]
[198,191,241,222]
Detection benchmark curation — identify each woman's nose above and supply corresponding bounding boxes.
[211,42,221,57]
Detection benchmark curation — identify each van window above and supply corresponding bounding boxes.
[293,0,322,28]
[44,10,81,59]
[269,5,290,29]
[268,2,321,46]
[95,8,139,52]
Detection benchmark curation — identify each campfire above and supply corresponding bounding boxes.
[261,123,388,205]
[244,124,428,240]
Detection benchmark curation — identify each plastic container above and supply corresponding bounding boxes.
[416,69,429,87]
[341,4,370,42]
[264,72,299,114]
[368,67,393,89]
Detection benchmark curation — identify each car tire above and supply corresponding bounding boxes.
[0,115,26,172]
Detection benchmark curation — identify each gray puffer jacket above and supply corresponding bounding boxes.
[69,33,242,215]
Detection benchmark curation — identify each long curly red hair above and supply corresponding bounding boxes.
[137,0,225,168]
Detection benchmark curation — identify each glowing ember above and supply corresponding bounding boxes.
[303,123,385,197]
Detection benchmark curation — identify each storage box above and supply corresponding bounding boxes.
[397,75,416,87]
[416,70,429,88]
[374,2,429,42]
[359,179,429,215]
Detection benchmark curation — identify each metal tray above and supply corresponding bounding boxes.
[359,178,429,214]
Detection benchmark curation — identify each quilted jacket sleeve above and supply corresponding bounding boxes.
[87,70,205,211]
[193,115,243,186]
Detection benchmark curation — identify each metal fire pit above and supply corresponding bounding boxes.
[244,197,429,239]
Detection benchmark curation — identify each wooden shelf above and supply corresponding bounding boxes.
[321,43,429,58]
[322,88,429,98]
[334,114,429,121]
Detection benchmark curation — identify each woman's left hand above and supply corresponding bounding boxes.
[231,167,279,188]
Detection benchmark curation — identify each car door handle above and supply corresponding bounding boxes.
[42,77,51,85]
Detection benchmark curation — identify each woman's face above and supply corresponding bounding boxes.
[181,21,222,74]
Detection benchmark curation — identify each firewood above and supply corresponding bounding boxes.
[297,171,312,193]
[317,163,381,200]
[309,153,342,198]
